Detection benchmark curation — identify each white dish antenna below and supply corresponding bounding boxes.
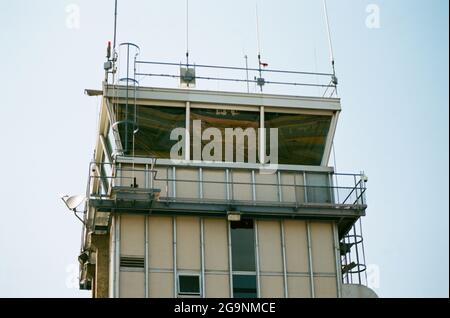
[61,195,86,211]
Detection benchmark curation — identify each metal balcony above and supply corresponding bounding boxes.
[86,159,367,237]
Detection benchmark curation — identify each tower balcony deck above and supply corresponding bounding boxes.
[86,158,367,239]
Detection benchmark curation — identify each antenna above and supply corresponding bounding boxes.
[255,2,267,92]
[113,0,118,52]
[322,0,338,87]
[244,54,250,93]
[256,2,262,57]
[186,0,190,65]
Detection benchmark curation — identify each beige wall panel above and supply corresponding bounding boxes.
[119,164,146,189]
[120,271,145,298]
[287,276,311,298]
[177,216,201,271]
[153,167,169,197]
[314,277,338,298]
[258,220,283,273]
[148,216,173,270]
[176,168,199,199]
[149,272,174,298]
[205,274,230,298]
[280,173,296,203]
[260,276,284,298]
[284,220,309,273]
[203,169,226,201]
[310,222,335,273]
[232,170,252,201]
[255,173,278,202]
[121,215,145,256]
[204,218,229,271]
[295,173,306,204]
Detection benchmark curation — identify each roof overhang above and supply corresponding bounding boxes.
[103,84,341,112]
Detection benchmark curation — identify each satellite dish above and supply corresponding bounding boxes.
[62,195,86,211]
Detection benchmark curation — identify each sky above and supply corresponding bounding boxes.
[0,0,448,298]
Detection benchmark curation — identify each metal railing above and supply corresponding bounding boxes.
[87,161,367,208]
[106,42,339,98]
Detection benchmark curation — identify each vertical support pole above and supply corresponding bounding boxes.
[115,214,121,298]
[172,166,177,199]
[332,222,342,298]
[280,220,289,297]
[173,217,177,298]
[359,219,368,285]
[200,218,205,298]
[251,170,256,202]
[353,225,362,284]
[328,173,334,203]
[165,167,169,198]
[225,169,230,201]
[306,221,315,298]
[110,215,116,298]
[259,106,265,164]
[303,172,308,204]
[145,164,149,189]
[199,167,204,200]
[255,220,261,298]
[185,102,191,161]
[117,163,122,187]
[145,216,149,298]
[360,171,365,205]
[277,171,283,203]
[227,221,233,298]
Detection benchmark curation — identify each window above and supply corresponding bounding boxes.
[99,154,110,194]
[117,105,186,158]
[232,275,257,298]
[265,113,332,165]
[178,275,201,297]
[230,219,258,298]
[106,125,118,155]
[191,109,260,163]
[231,220,256,271]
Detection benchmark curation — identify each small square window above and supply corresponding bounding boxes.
[178,275,200,296]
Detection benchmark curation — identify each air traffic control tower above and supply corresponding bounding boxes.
[71,42,378,298]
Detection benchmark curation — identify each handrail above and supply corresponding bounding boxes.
[86,161,367,208]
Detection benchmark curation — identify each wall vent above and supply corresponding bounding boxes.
[120,257,145,268]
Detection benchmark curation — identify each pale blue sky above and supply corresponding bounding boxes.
[0,0,448,298]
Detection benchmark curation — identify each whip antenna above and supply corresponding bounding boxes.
[322,0,338,87]
[113,0,118,51]
[186,0,190,65]
[255,2,267,92]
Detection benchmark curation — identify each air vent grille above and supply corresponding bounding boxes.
[120,257,145,268]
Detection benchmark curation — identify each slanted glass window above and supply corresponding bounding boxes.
[178,275,200,297]
[99,154,110,194]
[190,109,260,163]
[231,219,256,271]
[116,105,186,158]
[265,113,332,166]
[106,125,118,156]
[233,275,257,298]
